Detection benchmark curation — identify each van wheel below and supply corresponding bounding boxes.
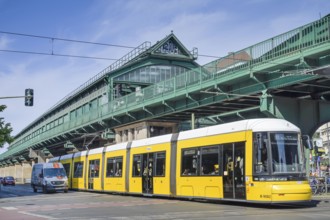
[64,189,68,193]
[42,186,47,194]
[32,185,37,193]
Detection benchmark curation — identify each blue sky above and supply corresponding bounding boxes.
[1,0,330,152]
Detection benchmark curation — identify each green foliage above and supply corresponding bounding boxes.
[0,105,14,148]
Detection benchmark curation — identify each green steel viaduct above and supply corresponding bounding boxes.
[1,15,330,180]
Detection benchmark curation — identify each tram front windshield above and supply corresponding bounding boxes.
[254,132,305,177]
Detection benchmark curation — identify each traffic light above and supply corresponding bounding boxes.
[25,88,34,106]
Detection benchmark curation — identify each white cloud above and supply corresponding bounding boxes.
[0,52,110,135]
[0,34,12,49]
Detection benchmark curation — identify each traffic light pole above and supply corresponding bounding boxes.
[0,96,28,99]
[0,88,33,106]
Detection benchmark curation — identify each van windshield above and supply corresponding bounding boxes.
[44,168,66,178]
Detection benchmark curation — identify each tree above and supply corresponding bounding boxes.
[0,105,14,148]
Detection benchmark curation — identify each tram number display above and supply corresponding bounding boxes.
[260,194,271,199]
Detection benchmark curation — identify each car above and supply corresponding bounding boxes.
[2,176,15,186]
[0,177,3,184]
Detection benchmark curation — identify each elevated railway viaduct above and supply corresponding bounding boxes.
[1,15,330,181]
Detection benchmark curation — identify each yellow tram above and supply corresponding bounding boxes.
[49,118,311,203]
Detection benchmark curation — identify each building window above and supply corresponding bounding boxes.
[114,65,189,84]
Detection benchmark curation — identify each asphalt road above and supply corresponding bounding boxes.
[1,184,330,220]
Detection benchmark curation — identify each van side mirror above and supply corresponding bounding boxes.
[302,135,313,150]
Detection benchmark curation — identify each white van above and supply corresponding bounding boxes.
[31,162,68,193]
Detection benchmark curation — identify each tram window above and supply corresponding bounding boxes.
[181,149,199,176]
[270,133,303,173]
[106,157,123,177]
[89,159,100,178]
[132,155,142,177]
[253,132,269,174]
[107,158,115,176]
[62,163,70,177]
[201,146,219,175]
[73,161,84,178]
[155,152,166,176]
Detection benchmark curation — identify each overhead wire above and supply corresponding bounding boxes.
[0,30,311,69]
[0,30,135,49]
[0,48,117,60]
[0,30,135,61]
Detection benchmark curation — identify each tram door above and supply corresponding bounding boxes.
[141,153,154,194]
[88,159,100,190]
[223,142,246,200]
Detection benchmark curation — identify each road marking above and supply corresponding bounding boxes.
[0,199,179,213]
[18,211,56,219]
[2,207,18,210]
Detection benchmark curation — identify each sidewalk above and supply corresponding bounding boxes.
[312,193,330,201]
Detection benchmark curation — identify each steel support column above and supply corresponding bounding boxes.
[260,95,330,136]
[260,95,330,176]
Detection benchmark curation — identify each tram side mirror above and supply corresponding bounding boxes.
[302,135,313,150]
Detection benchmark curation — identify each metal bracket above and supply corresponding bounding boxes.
[126,112,136,120]
[162,101,175,111]
[143,107,154,115]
